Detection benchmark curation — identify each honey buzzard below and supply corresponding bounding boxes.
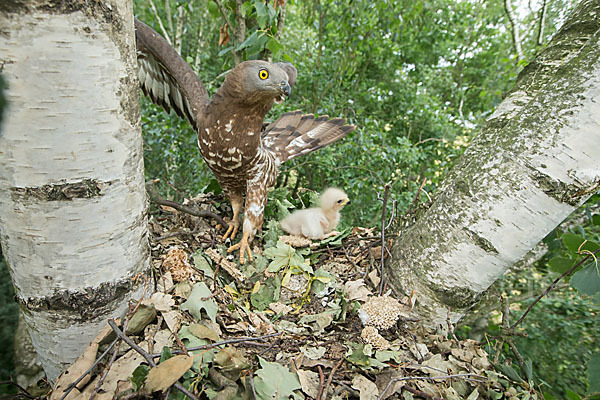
[135,19,355,263]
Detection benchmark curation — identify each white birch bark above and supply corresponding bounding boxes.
[0,0,150,380]
[388,0,600,327]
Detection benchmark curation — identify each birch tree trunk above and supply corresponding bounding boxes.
[0,0,150,381]
[388,0,600,327]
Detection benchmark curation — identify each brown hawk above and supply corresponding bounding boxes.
[135,19,355,263]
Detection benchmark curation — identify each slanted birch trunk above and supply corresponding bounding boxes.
[388,0,600,327]
[0,0,150,380]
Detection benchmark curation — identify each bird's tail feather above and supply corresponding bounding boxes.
[262,111,355,163]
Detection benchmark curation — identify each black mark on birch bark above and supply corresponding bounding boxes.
[11,179,110,201]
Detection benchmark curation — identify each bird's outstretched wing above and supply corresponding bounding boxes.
[262,111,355,163]
[135,19,209,130]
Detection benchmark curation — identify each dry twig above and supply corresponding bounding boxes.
[146,180,228,228]
[378,182,391,295]
[379,373,486,399]
[321,359,343,400]
[108,319,200,400]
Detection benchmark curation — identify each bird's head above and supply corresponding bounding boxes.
[224,60,297,105]
[319,188,350,212]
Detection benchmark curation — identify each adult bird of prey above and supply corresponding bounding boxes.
[135,19,355,263]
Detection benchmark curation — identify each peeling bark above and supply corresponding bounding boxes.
[0,0,150,380]
[388,0,600,327]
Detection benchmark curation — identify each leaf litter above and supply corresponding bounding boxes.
[47,194,529,400]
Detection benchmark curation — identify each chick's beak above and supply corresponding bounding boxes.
[342,199,350,206]
[280,80,291,97]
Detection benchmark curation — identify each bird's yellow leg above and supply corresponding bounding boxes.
[223,194,243,241]
[227,231,253,264]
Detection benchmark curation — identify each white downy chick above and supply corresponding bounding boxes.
[280,188,350,240]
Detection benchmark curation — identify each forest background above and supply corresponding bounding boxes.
[0,0,598,398]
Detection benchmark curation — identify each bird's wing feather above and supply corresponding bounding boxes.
[262,111,355,163]
[135,18,208,130]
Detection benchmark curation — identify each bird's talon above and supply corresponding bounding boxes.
[227,237,253,265]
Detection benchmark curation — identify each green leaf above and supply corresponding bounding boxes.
[565,389,582,400]
[492,362,523,382]
[180,282,218,322]
[218,46,234,57]
[250,279,278,311]
[562,233,599,255]
[193,250,214,276]
[547,257,574,274]
[237,31,259,51]
[129,364,149,391]
[523,358,533,383]
[254,0,269,29]
[571,263,600,296]
[179,324,217,369]
[240,1,254,17]
[254,357,301,400]
[159,346,173,363]
[266,37,284,59]
[264,241,304,273]
[203,178,223,195]
[587,353,600,393]
[206,0,220,18]
[562,233,586,254]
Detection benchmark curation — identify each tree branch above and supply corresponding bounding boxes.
[504,0,524,62]
[536,0,548,46]
[275,0,287,40]
[145,180,228,229]
[148,0,173,45]
[511,247,600,329]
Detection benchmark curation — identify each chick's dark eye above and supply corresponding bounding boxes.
[258,68,269,80]
[337,199,343,203]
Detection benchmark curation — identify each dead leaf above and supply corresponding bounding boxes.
[80,348,145,398]
[269,302,293,315]
[126,304,157,335]
[161,310,182,333]
[375,371,406,400]
[51,322,114,399]
[147,292,175,312]
[344,279,371,302]
[160,205,178,213]
[219,24,230,46]
[279,234,313,248]
[189,322,220,341]
[352,375,379,400]
[296,369,320,398]
[205,247,244,282]
[367,269,380,288]
[299,345,327,360]
[174,280,193,299]
[145,355,193,393]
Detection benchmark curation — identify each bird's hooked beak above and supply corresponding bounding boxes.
[280,80,291,97]
[341,199,350,206]
[275,80,291,104]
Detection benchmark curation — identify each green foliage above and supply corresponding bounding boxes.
[129,364,150,391]
[0,252,18,395]
[588,353,600,393]
[135,0,571,227]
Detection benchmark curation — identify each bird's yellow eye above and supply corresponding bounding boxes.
[258,68,269,80]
